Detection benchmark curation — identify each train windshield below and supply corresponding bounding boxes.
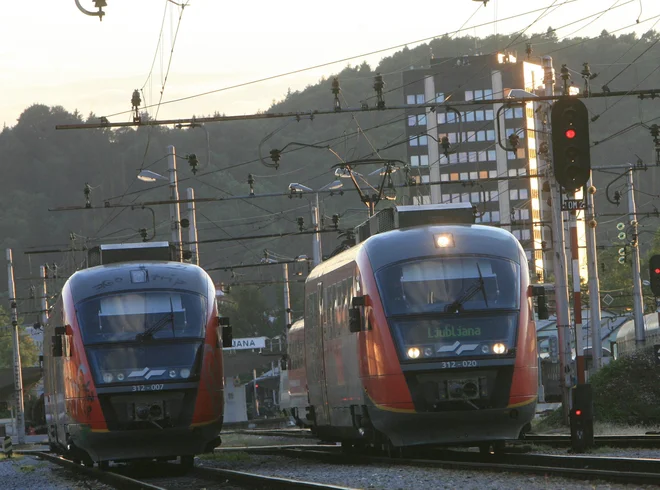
[77,291,207,344]
[376,256,519,316]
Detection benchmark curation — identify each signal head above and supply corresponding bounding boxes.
[551,97,591,190]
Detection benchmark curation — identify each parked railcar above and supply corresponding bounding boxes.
[301,219,538,452]
[614,312,660,356]
[280,319,312,426]
[43,259,232,468]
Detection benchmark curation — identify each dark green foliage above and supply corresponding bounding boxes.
[590,345,660,425]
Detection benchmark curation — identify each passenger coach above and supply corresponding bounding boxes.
[295,204,541,452]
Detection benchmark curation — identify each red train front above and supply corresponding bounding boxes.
[299,205,538,451]
[43,250,231,468]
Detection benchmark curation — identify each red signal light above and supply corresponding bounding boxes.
[575,409,582,416]
[655,268,660,274]
[565,129,576,139]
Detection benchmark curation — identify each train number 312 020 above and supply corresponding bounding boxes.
[440,360,478,369]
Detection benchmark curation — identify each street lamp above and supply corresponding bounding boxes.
[287,180,343,266]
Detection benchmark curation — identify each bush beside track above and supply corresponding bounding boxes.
[536,345,660,430]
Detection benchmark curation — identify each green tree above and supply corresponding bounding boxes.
[221,287,276,338]
[0,306,39,369]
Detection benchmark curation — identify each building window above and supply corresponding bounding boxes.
[408,115,417,126]
[508,169,517,177]
[449,153,458,164]
[519,188,529,200]
[437,113,446,124]
[410,155,420,166]
[475,110,485,121]
[416,94,425,104]
[406,95,416,104]
[522,229,531,240]
[468,151,477,163]
[489,170,497,178]
[485,109,494,120]
[482,212,491,223]
[446,112,456,124]
[486,129,495,141]
[488,150,497,161]
[460,172,469,180]
[514,107,524,118]
[418,114,427,125]
[452,193,460,202]
[510,189,519,200]
[471,192,480,202]
[467,131,476,142]
[409,135,427,146]
[504,108,514,119]
[421,175,430,183]
[439,154,449,165]
[520,209,530,220]
[513,230,521,239]
[484,89,493,100]
[490,190,499,201]
[508,151,517,160]
[450,172,459,181]
[469,171,478,179]
[465,90,473,101]
[447,132,457,144]
[517,148,526,159]
[436,93,445,103]
[441,174,449,182]
[492,211,500,222]
[420,155,429,166]
[466,111,475,122]
[459,152,468,163]
[477,131,486,142]
[478,151,487,162]
[474,89,484,100]
[479,170,488,179]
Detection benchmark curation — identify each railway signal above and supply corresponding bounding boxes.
[551,97,591,190]
[650,255,660,296]
[570,384,594,452]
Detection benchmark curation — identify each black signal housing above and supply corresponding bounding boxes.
[551,97,591,191]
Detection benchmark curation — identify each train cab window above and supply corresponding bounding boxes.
[376,256,519,317]
[76,291,207,344]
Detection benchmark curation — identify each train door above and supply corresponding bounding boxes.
[316,283,331,425]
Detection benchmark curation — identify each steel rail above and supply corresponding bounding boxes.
[17,451,165,490]
[214,446,660,486]
[523,433,660,448]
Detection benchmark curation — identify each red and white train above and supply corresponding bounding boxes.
[43,243,232,468]
[285,205,539,451]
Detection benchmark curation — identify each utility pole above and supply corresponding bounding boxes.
[543,55,572,422]
[424,75,441,204]
[569,196,585,383]
[311,194,322,266]
[40,265,49,327]
[167,145,183,262]
[283,263,292,332]
[627,169,646,345]
[584,178,602,373]
[6,249,25,444]
[186,187,199,266]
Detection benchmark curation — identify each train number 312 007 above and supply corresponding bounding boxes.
[132,384,165,392]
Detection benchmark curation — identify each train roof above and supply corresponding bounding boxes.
[307,224,521,282]
[66,261,213,304]
[615,312,659,343]
[364,224,521,272]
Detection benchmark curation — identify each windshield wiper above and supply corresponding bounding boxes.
[136,298,175,341]
[445,263,489,314]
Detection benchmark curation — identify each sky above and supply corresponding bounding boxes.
[2,0,659,128]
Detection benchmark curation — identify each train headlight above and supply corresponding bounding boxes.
[492,343,506,354]
[169,370,177,378]
[434,234,454,248]
[180,368,191,378]
[423,347,433,357]
[407,347,421,359]
[102,373,113,383]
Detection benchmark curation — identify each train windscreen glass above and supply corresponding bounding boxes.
[376,256,519,316]
[376,256,520,360]
[76,291,207,344]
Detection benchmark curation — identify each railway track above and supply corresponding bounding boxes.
[215,445,660,486]
[16,450,359,490]
[522,433,660,448]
